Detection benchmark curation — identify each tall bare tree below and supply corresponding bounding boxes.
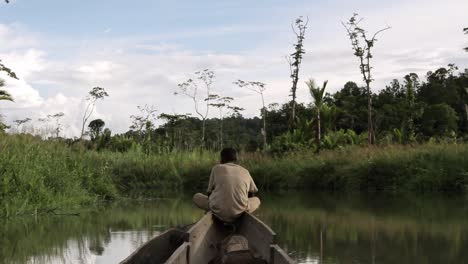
[80,87,108,139]
[306,79,328,151]
[342,13,390,145]
[159,113,190,151]
[176,69,216,147]
[13,117,31,133]
[287,16,308,129]
[130,104,157,133]
[209,95,244,149]
[234,80,268,150]
[48,112,65,138]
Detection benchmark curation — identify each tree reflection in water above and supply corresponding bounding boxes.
[1,193,468,264]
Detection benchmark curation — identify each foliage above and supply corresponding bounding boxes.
[306,79,328,149]
[129,104,157,134]
[176,69,216,147]
[88,118,105,141]
[464,27,468,52]
[0,135,118,218]
[420,103,458,137]
[0,79,14,104]
[0,59,18,80]
[342,13,391,145]
[322,129,366,149]
[80,87,109,139]
[287,16,308,128]
[235,80,268,150]
[1,133,468,218]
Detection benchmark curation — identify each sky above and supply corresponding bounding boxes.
[0,0,467,137]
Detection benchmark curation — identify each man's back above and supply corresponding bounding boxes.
[207,163,258,222]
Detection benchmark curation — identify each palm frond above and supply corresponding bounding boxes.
[0,90,14,101]
[306,79,328,107]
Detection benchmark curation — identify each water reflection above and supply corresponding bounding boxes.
[1,193,468,264]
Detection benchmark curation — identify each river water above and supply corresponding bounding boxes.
[1,192,468,264]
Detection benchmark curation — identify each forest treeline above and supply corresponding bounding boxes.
[4,64,466,155]
[9,64,463,155]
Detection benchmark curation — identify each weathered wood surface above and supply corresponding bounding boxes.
[121,212,295,264]
[187,212,227,264]
[237,213,276,261]
[271,244,296,264]
[120,228,185,264]
[166,242,189,264]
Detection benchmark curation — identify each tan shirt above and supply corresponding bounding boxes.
[207,163,258,222]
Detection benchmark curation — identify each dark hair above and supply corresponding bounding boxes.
[220,148,237,164]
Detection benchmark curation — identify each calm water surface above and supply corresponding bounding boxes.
[1,192,468,264]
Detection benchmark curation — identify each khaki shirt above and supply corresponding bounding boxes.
[207,163,258,222]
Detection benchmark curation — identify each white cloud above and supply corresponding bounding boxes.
[0,0,467,137]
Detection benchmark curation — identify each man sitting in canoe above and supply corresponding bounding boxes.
[193,147,261,223]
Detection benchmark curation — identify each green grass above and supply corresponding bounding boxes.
[1,134,468,218]
[0,134,118,218]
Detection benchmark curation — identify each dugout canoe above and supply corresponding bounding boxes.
[120,212,295,264]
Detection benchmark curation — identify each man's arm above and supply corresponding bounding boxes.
[206,167,216,196]
[247,171,258,197]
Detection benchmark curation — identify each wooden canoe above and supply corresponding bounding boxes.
[121,212,295,264]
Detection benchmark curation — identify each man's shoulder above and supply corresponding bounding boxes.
[213,163,250,173]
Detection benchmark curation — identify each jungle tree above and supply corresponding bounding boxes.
[402,73,419,142]
[234,80,267,150]
[0,81,13,102]
[0,61,17,130]
[88,118,105,141]
[287,16,308,129]
[13,117,31,133]
[48,112,65,138]
[0,60,17,80]
[0,114,7,132]
[129,104,157,139]
[176,69,216,147]
[0,60,17,114]
[0,82,13,131]
[306,79,328,151]
[36,117,50,138]
[421,103,458,137]
[342,13,390,145]
[209,95,244,149]
[159,113,190,151]
[80,87,108,139]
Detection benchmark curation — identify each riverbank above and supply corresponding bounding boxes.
[1,134,467,217]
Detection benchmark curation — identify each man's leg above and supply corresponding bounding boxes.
[247,197,261,213]
[193,193,209,211]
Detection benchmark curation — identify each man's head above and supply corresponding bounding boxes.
[220,147,237,164]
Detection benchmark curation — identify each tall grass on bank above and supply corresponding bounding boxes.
[0,134,118,218]
[1,134,468,218]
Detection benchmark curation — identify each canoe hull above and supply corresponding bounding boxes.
[121,212,295,264]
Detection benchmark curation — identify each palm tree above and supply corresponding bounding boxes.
[0,79,13,132]
[306,79,328,150]
[464,27,467,52]
[0,79,13,102]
